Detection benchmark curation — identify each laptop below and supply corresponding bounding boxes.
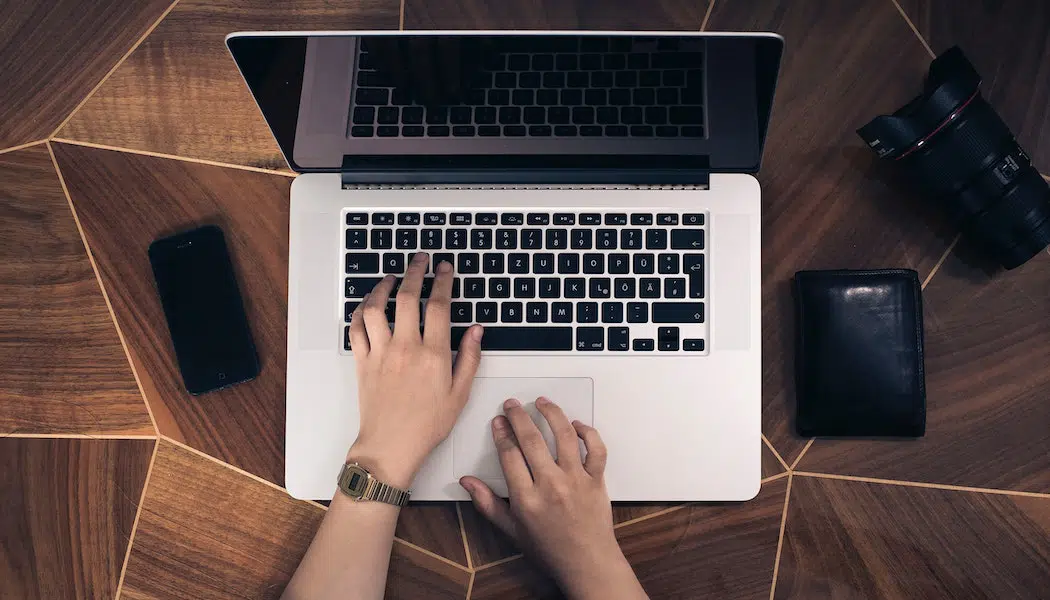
[227,31,783,501]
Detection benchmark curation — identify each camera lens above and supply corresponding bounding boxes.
[858,46,1050,269]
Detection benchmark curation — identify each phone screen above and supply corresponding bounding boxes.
[149,225,259,394]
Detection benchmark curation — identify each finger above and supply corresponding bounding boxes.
[393,252,427,339]
[460,476,517,541]
[450,325,484,399]
[348,301,369,357]
[573,421,608,478]
[362,276,396,350]
[492,415,532,495]
[423,259,454,348]
[535,397,582,469]
[502,398,557,475]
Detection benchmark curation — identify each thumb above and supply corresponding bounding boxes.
[460,476,517,540]
[451,325,484,399]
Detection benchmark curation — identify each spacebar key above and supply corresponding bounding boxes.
[451,327,573,350]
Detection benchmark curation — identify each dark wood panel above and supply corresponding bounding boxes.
[0,145,152,436]
[0,438,154,599]
[121,440,470,600]
[57,0,401,170]
[775,475,1050,598]
[897,0,1050,173]
[396,504,468,567]
[0,0,172,149]
[472,477,787,599]
[797,251,1050,492]
[403,0,708,29]
[705,0,956,466]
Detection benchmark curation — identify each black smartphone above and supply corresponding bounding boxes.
[148,225,259,394]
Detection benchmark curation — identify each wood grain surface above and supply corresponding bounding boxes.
[705,0,956,466]
[897,0,1050,174]
[0,438,154,599]
[774,475,1050,599]
[403,0,709,30]
[0,145,152,436]
[472,476,788,599]
[121,440,469,600]
[0,0,172,149]
[57,0,400,171]
[797,250,1050,493]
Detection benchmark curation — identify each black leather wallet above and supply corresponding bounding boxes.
[794,269,926,437]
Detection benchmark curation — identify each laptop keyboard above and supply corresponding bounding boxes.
[342,210,707,353]
[349,36,705,139]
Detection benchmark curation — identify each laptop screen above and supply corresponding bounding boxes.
[227,33,782,174]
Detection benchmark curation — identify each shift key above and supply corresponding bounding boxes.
[651,302,705,323]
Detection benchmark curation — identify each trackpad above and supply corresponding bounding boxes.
[453,378,594,480]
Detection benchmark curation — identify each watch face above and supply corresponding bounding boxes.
[343,464,369,498]
[348,472,362,490]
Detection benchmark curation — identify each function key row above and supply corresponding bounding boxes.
[347,212,705,227]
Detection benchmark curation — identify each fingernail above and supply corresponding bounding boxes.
[436,260,452,273]
[571,419,582,427]
[536,396,550,406]
[459,477,473,492]
[414,252,429,263]
[492,415,508,431]
[504,398,520,409]
[470,325,484,340]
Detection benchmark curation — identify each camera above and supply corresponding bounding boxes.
[858,46,1050,270]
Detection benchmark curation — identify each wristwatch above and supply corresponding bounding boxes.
[337,462,411,507]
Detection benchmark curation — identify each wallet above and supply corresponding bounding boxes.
[794,269,926,437]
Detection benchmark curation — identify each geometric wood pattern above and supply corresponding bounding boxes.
[0,0,172,149]
[0,438,154,599]
[403,0,710,30]
[0,145,152,436]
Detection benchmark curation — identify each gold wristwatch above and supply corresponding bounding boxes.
[337,462,411,507]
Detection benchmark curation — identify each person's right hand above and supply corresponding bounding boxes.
[460,397,648,600]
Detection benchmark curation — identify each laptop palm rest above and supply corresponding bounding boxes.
[453,378,594,482]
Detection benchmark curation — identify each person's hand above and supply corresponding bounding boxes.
[346,253,484,488]
[460,398,648,600]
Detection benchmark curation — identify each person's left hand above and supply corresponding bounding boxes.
[346,253,484,488]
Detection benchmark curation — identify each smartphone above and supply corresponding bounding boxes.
[148,225,259,394]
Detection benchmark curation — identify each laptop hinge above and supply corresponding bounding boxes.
[340,154,710,189]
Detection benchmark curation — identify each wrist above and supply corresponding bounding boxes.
[559,545,644,600]
[345,440,422,490]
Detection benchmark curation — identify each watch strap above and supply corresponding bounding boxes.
[338,462,411,507]
[363,478,411,507]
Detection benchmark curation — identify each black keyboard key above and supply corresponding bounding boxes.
[532,54,554,70]
[451,302,473,323]
[346,213,368,226]
[621,107,642,125]
[398,213,421,226]
[495,72,516,88]
[471,229,493,250]
[548,106,570,125]
[656,125,678,137]
[576,303,599,324]
[501,302,523,323]
[524,107,546,125]
[657,213,678,226]
[664,278,686,299]
[537,88,559,105]
[633,88,655,106]
[449,214,474,227]
[659,253,679,274]
[554,55,577,71]
[575,326,604,351]
[670,106,704,125]
[567,73,589,89]
[630,214,654,226]
[558,253,580,274]
[658,327,680,351]
[640,278,661,298]
[539,277,560,298]
[514,277,536,298]
[572,106,594,124]
[346,228,367,249]
[421,229,442,250]
[488,89,510,106]
[345,277,383,298]
[580,52,602,70]
[399,106,422,124]
[639,70,661,87]
[685,254,704,298]
[526,302,548,323]
[583,253,604,274]
[496,229,517,249]
[684,339,705,352]
[613,278,636,298]
[591,71,614,88]
[585,89,607,105]
[403,125,425,137]
[457,253,480,274]
[528,213,550,225]
[596,229,617,250]
[565,278,586,299]
[475,107,497,124]
[453,125,476,137]
[608,327,629,351]
[580,213,602,225]
[671,229,705,250]
[512,89,534,105]
[382,253,405,274]
[533,253,555,274]
[483,253,505,274]
[633,338,654,351]
[476,213,499,225]
[450,106,472,124]
[426,107,448,124]
[521,229,543,249]
[345,301,360,322]
[609,89,631,106]
[346,253,380,274]
[621,229,643,249]
[633,253,655,274]
[345,325,352,350]
[596,107,618,126]
[489,278,511,298]
[434,253,455,271]
[355,88,388,105]
[604,214,628,226]
[545,229,567,250]
[446,229,468,249]
[646,229,668,249]
[606,125,628,136]
[652,302,704,323]
[630,125,654,137]
[683,125,705,137]
[451,326,573,350]
[683,213,705,226]
[504,125,526,136]
[589,278,611,299]
[427,125,450,137]
[499,106,522,125]
[627,302,648,323]
[476,302,498,323]
[371,229,393,249]
[396,229,417,249]
[602,302,623,323]
[377,125,399,138]
[464,278,486,298]
[571,229,593,249]
[578,125,601,136]
[663,69,685,86]
[608,253,630,274]
[603,54,626,70]
[352,106,376,124]
[508,253,529,274]
[554,213,575,225]
[501,213,525,225]
[552,302,573,323]
[372,213,395,225]
[508,54,529,70]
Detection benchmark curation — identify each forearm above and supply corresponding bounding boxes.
[559,549,648,600]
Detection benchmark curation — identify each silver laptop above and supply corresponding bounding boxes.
[227,31,783,501]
